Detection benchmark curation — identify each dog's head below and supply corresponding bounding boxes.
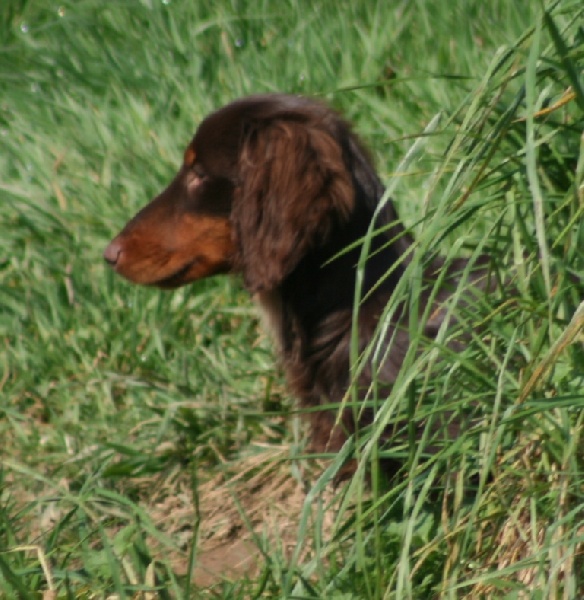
[104,95,356,292]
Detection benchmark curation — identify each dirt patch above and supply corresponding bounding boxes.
[148,445,340,588]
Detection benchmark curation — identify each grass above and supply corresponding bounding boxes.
[1,0,583,597]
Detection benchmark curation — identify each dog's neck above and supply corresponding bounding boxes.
[283,197,410,331]
[254,196,412,403]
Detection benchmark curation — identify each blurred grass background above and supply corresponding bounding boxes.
[0,0,583,597]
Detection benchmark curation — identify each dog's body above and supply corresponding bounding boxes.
[105,95,490,465]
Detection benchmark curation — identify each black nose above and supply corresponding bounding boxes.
[103,240,122,266]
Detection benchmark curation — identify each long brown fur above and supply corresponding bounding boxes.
[104,94,491,473]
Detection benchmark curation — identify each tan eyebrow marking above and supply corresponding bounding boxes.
[184,146,196,166]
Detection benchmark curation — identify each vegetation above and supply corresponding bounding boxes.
[1,0,582,597]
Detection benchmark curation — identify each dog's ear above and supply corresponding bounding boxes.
[232,120,354,292]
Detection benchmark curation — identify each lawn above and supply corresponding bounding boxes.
[1,0,583,597]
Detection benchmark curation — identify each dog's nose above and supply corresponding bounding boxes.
[103,239,122,266]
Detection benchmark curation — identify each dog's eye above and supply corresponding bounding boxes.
[192,163,207,179]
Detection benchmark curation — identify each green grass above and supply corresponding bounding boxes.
[1,0,583,597]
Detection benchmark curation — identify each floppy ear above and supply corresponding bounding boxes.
[232,120,354,292]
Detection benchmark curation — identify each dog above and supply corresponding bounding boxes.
[104,94,492,473]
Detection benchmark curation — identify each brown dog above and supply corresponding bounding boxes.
[105,94,491,471]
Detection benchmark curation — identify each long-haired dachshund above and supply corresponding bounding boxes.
[104,94,491,471]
